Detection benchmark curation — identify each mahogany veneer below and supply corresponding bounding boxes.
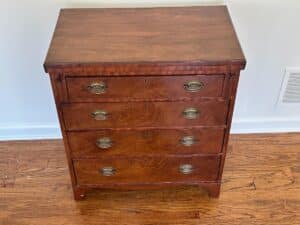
[62,101,228,130]
[67,128,225,157]
[74,156,220,185]
[66,75,225,102]
[44,6,246,200]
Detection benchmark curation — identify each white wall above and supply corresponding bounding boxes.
[0,0,299,140]
[227,0,300,133]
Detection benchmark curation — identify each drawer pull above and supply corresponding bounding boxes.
[184,81,204,92]
[180,136,197,147]
[87,82,107,94]
[96,137,113,149]
[182,108,199,119]
[179,164,194,174]
[91,110,108,120]
[100,167,116,176]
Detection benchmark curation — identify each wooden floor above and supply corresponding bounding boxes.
[0,133,299,225]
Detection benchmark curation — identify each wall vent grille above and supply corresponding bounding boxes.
[279,68,300,104]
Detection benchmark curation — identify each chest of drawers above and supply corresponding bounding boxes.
[44,6,246,200]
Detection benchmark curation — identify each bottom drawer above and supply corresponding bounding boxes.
[74,156,220,185]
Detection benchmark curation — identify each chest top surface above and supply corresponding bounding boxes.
[44,6,245,72]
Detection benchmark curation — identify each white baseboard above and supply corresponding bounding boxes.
[231,118,300,134]
[0,123,62,141]
[0,118,299,140]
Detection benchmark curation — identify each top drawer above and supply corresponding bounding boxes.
[66,75,225,102]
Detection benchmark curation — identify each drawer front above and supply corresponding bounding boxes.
[74,155,220,185]
[68,128,225,158]
[66,75,225,102]
[62,101,228,130]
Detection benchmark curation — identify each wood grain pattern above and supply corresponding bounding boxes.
[44,6,245,71]
[217,73,240,181]
[49,73,78,193]
[0,133,299,225]
[44,6,246,200]
[67,128,225,158]
[46,63,242,76]
[66,75,225,102]
[74,155,220,185]
[62,101,228,130]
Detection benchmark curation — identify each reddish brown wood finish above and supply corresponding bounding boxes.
[46,63,243,76]
[66,75,225,102]
[44,7,245,71]
[62,101,228,130]
[74,156,220,185]
[67,128,225,158]
[217,73,241,181]
[44,6,246,200]
[49,74,78,194]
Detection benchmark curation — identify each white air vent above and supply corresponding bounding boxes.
[278,68,300,104]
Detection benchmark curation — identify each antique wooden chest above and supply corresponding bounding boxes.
[44,6,246,200]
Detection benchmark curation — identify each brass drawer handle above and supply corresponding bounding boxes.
[184,81,204,92]
[180,136,197,147]
[179,164,194,175]
[100,167,116,176]
[96,137,113,149]
[91,110,108,120]
[182,108,199,119]
[87,82,107,94]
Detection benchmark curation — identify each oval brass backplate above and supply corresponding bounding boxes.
[184,80,204,92]
[180,136,197,147]
[96,137,113,149]
[100,167,116,176]
[182,108,199,119]
[87,82,107,94]
[179,164,194,174]
[91,110,108,120]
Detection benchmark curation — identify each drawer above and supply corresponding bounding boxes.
[62,101,228,130]
[74,155,220,185]
[68,128,225,158]
[66,75,225,102]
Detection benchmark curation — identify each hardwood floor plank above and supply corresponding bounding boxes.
[0,133,299,225]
